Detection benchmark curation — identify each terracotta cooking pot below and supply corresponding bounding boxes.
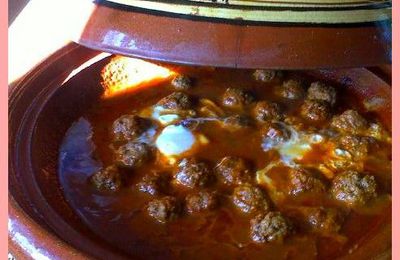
[8,1,392,258]
[9,42,391,259]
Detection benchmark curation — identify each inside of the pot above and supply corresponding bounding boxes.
[19,48,391,259]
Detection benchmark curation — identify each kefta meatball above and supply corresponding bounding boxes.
[137,173,169,195]
[306,207,344,235]
[289,207,343,235]
[339,135,374,161]
[174,158,213,188]
[215,156,253,185]
[331,110,368,135]
[253,101,283,122]
[331,171,377,207]
[300,99,331,122]
[307,82,337,106]
[232,184,269,214]
[250,212,291,243]
[222,88,255,108]
[157,92,192,110]
[147,196,181,223]
[171,75,193,90]
[222,115,252,131]
[111,115,151,142]
[253,69,282,82]
[91,165,122,192]
[275,79,305,100]
[115,142,152,168]
[288,168,326,196]
[185,191,218,213]
[261,122,291,150]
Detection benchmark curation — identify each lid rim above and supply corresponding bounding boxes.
[76,3,391,68]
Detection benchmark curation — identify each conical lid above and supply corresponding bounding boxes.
[73,0,391,68]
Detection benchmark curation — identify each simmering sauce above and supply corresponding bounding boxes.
[59,59,391,259]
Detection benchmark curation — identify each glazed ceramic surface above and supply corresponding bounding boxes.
[74,1,391,68]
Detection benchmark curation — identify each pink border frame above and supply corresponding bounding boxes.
[2,0,8,258]
[3,1,394,259]
[392,1,397,259]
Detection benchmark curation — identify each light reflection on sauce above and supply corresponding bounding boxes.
[59,117,101,178]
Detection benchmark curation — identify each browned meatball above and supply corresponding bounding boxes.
[171,75,193,90]
[288,206,343,235]
[222,88,255,108]
[111,115,151,142]
[307,82,337,106]
[261,122,291,150]
[331,110,368,135]
[253,101,283,122]
[147,196,181,223]
[137,173,169,195]
[250,212,291,243]
[331,171,377,207]
[339,135,375,161]
[185,191,218,213]
[91,166,122,192]
[215,156,253,185]
[232,184,269,214]
[306,207,344,235]
[115,142,152,168]
[174,158,212,188]
[275,79,305,100]
[157,92,192,110]
[253,69,282,82]
[288,168,326,196]
[300,99,331,122]
[222,115,252,131]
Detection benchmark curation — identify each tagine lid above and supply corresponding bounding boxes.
[73,0,392,69]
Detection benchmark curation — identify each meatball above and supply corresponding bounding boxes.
[253,69,282,82]
[331,171,377,207]
[111,115,151,142]
[137,173,169,195]
[115,142,152,168]
[91,166,122,192]
[156,92,192,110]
[307,82,337,106]
[331,110,368,135]
[222,115,252,131]
[261,122,291,150]
[174,158,212,188]
[306,207,344,235]
[250,212,291,243]
[275,79,305,100]
[171,75,193,90]
[366,123,391,142]
[232,184,269,214]
[215,156,253,185]
[222,88,255,108]
[253,101,283,122]
[147,196,181,223]
[339,135,373,161]
[300,99,331,122]
[288,168,326,196]
[185,191,218,213]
